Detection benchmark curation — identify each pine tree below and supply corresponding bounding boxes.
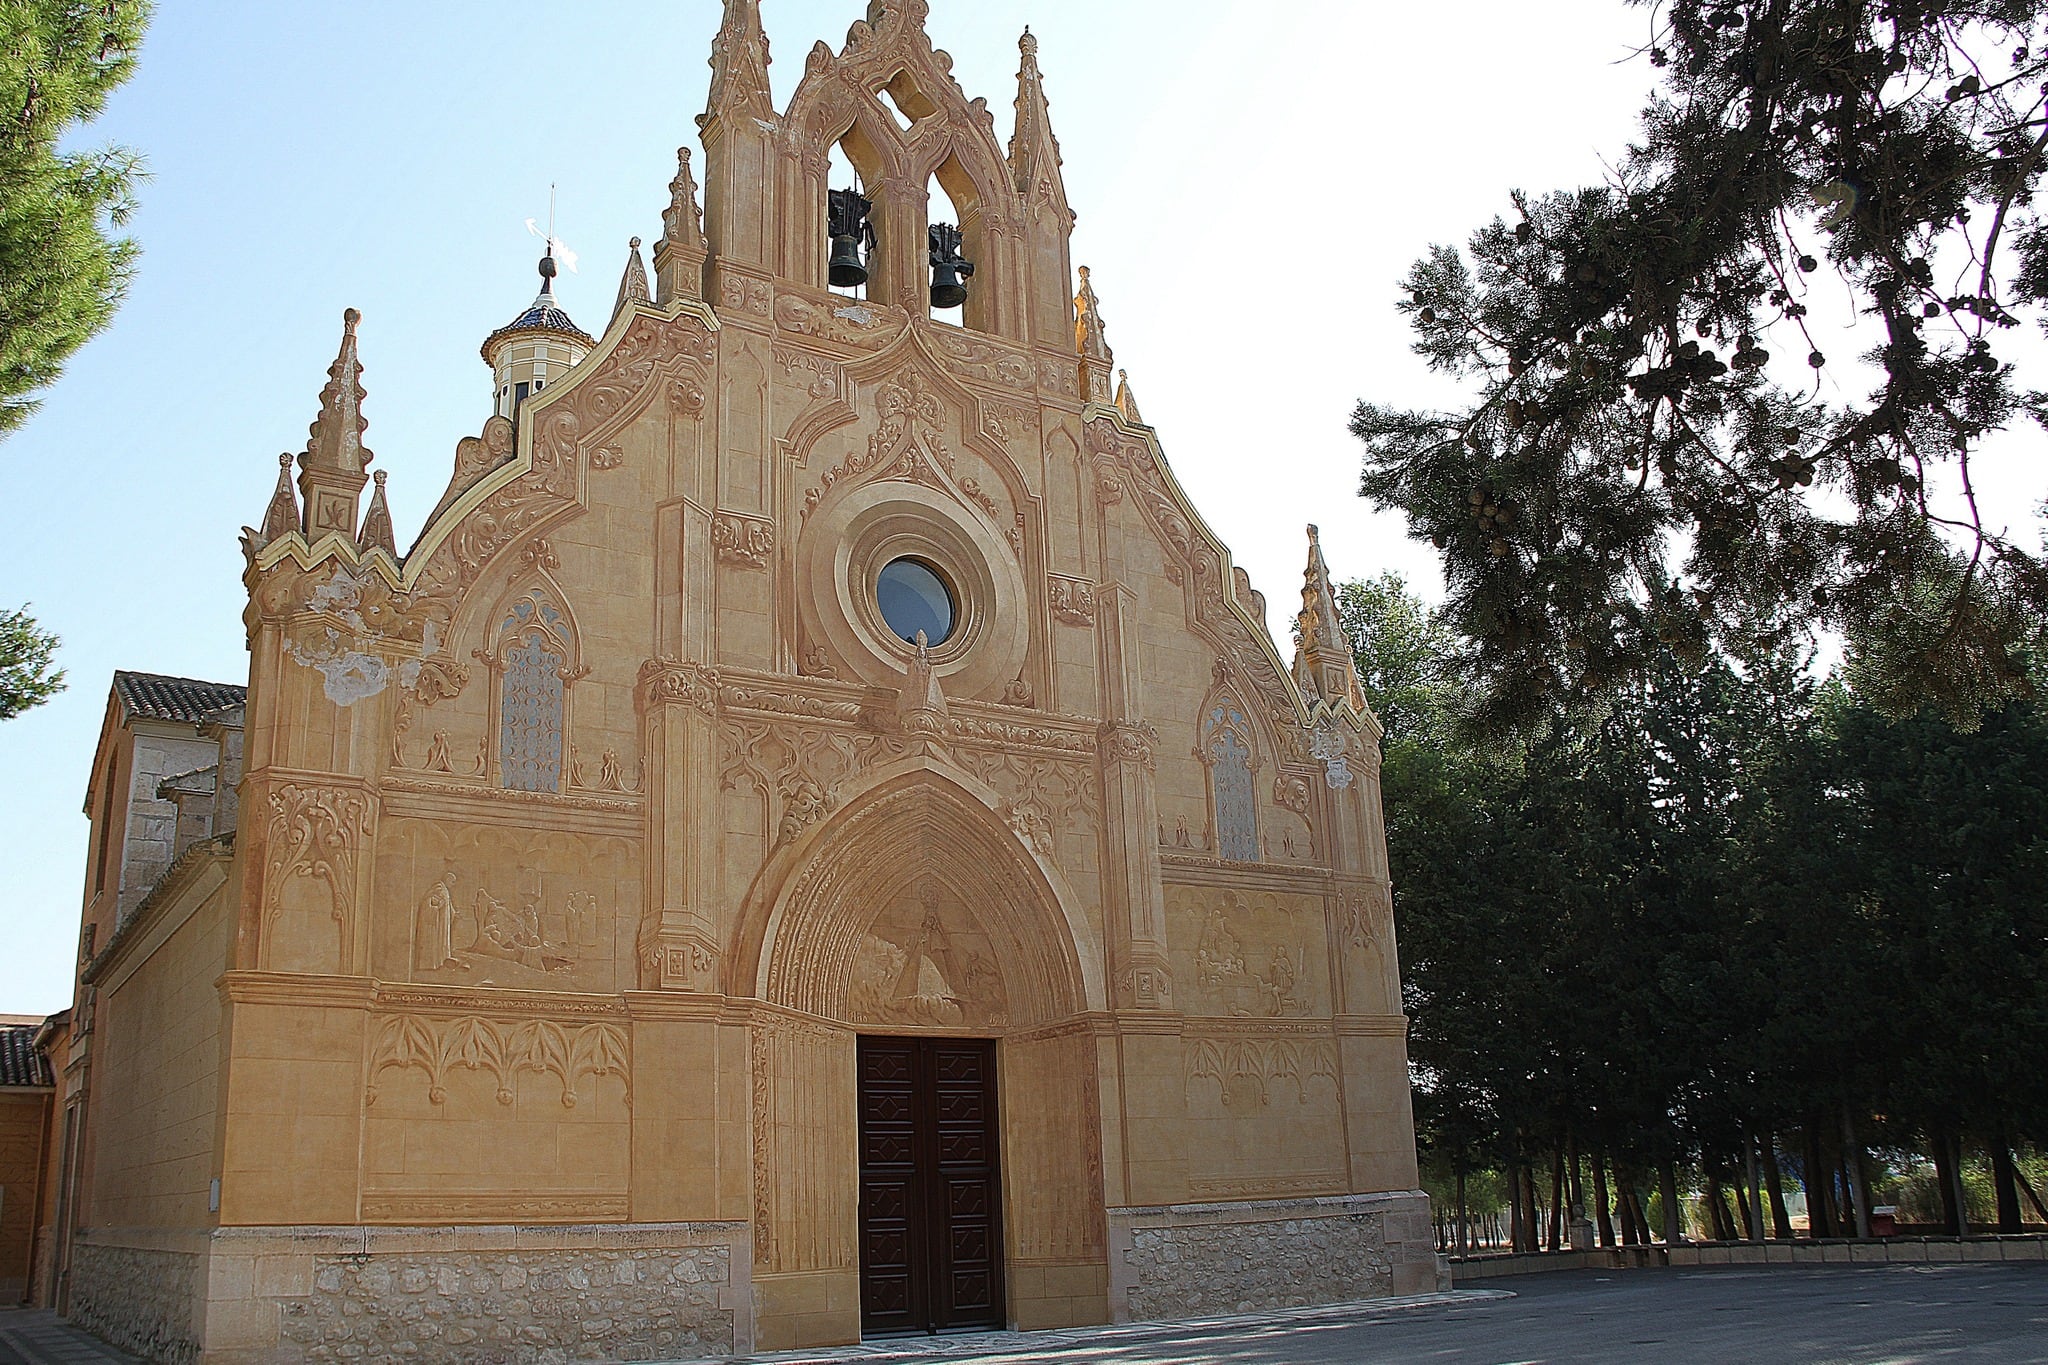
[1354,0,2048,733]
[0,0,152,437]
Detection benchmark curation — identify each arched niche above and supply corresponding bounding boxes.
[782,21,1019,335]
[731,759,1100,1023]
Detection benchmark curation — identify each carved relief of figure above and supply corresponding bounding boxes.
[413,867,462,971]
[1195,905,1245,987]
[1260,944,1301,1015]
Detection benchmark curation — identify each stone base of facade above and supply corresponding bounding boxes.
[1106,1191,1442,1321]
[72,1222,752,1365]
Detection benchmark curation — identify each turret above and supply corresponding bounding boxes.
[482,249,594,422]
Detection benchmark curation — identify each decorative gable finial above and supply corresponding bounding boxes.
[356,470,397,558]
[1008,26,1067,208]
[298,308,373,540]
[613,236,651,323]
[258,452,299,545]
[1115,369,1144,425]
[703,0,774,128]
[1293,523,1366,711]
[304,308,372,477]
[663,150,705,252]
[655,149,709,304]
[1075,266,1115,404]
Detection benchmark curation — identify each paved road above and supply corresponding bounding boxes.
[751,1264,2048,1365]
[5,1264,2045,1364]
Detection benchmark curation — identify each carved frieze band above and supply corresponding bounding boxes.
[1186,1035,1340,1109]
[365,1014,631,1108]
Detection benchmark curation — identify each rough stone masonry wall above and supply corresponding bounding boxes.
[69,1237,203,1365]
[1108,1193,1438,1321]
[204,1223,749,1365]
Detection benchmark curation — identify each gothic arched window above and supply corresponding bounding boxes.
[495,589,572,793]
[1204,700,1259,862]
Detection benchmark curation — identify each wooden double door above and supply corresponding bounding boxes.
[856,1036,1005,1335]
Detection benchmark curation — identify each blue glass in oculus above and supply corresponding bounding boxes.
[876,558,955,645]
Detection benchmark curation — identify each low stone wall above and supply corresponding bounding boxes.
[1106,1192,1439,1322]
[69,1232,205,1365]
[1449,1234,2048,1280]
[202,1222,751,1365]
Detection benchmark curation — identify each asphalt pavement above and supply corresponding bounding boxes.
[4,1263,2044,1364]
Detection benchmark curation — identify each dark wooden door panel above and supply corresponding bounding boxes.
[857,1035,1004,1336]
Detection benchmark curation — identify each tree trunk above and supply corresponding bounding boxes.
[1548,1150,1565,1251]
[1933,1132,1965,1236]
[2012,1162,2048,1226]
[1841,1106,1873,1240]
[1705,1173,1732,1241]
[1592,1151,1617,1248]
[1507,1163,1526,1253]
[1745,1137,1766,1244]
[1992,1139,2023,1234]
[1659,1160,1684,1244]
[1626,1181,1650,1245]
[1804,1123,1834,1238]
[1763,1139,1793,1240]
[1523,1160,1541,1255]
[1455,1168,1469,1258]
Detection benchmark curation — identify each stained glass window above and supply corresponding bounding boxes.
[499,594,567,793]
[1206,702,1258,862]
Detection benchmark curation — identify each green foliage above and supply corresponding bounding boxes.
[0,603,64,718]
[1348,572,2048,1235]
[1354,0,2048,732]
[0,0,151,437]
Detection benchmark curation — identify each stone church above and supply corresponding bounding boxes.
[44,2,1435,1359]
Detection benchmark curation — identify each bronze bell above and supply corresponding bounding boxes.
[929,221,975,310]
[828,188,874,287]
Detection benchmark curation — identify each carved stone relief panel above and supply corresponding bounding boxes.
[845,882,1011,1029]
[374,817,638,994]
[1165,885,1330,1020]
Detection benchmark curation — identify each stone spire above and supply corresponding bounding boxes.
[298,308,373,540]
[702,0,774,129]
[1075,266,1115,405]
[613,236,651,323]
[654,148,708,304]
[1293,524,1365,710]
[1115,368,1143,425]
[357,469,397,558]
[1007,27,1067,210]
[258,452,299,545]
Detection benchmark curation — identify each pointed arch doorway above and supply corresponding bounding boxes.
[857,1034,1004,1335]
[735,764,1109,1344]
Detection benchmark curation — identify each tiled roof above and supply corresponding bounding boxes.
[0,1022,52,1088]
[113,671,246,725]
[482,294,595,359]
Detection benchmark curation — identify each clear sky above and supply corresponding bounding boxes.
[0,0,1660,1012]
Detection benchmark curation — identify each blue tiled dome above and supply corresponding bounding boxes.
[481,290,594,361]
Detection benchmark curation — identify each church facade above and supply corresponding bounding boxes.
[51,3,1435,1359]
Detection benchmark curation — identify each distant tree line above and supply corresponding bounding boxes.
[1342,572,2048,1251]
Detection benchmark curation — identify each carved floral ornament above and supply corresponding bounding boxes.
[637,658,721,713]
[713,510,776,569]
[365,1014,630,1109]
[261,781,374,922]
